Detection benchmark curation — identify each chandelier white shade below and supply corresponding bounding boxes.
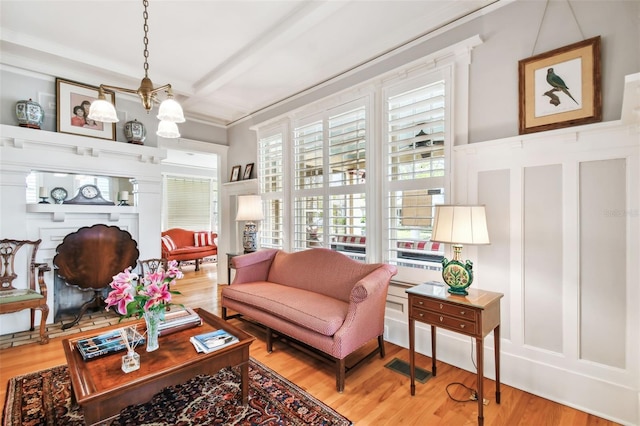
[157,98,186,123]
[431,205,490,245]
[88,97,119,123]
[156,120,180,138]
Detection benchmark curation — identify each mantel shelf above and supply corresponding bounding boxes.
[26,203,137,222]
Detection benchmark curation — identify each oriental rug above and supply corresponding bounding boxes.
[3,358,352,426]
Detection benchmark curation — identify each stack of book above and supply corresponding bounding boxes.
[158,307,203,336]
[190,329,238,353]
[76,327,145,361]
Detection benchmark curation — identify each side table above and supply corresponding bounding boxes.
[226,252,243,285]
[406,283,503,426]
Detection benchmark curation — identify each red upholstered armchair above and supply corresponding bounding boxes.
[161,228,217,271]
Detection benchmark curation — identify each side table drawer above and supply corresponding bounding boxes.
[411,306,477,335]
[412,296,477,321]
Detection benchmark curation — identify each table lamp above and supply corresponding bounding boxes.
[236,195,264,253]
[430,205,490,295]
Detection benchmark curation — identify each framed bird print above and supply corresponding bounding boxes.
[518,36,601,134]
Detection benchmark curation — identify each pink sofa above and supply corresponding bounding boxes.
[221,248,397,392]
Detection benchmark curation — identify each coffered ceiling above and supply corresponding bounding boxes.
[1,0,500,127]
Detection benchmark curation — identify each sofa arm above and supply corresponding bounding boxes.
[331,264,397,358]
[231,249,279,284]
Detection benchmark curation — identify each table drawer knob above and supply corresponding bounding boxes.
[460,311,466,315]
[439,303,443,309]
[439,316,443,322]
[419,313,424,317]
[460,324,465,328]
[419,301,424,305]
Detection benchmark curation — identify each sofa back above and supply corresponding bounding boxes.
[267,248,383,302]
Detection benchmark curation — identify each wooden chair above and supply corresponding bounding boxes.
[0,239,50,344]
[138,258,168,280]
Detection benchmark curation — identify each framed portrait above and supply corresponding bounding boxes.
[56,78,116,140]
[230,165,241,182]
[518,36,601,135]
[243,163,254,180]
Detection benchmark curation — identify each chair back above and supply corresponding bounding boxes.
[0,239,40,293]
[139,258,168,280]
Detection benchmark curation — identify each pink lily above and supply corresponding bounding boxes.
[142,282,172,311]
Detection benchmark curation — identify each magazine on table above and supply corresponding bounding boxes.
[76,327,145,361]
[190,329,238,353]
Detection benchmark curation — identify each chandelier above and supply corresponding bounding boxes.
[88,0,185,138]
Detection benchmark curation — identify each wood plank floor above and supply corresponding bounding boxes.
[0,264,618,425]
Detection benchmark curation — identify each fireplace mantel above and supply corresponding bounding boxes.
[0,124,166,335]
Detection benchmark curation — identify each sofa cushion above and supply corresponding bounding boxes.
[222,282,348,336]
[161,235,177,252]
[194,231,215,247]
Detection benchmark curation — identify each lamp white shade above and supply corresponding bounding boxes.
[119,191,129,201]
[431,205,490,245]
[157,98,186,123]
[88,99,119,123]
[156,120,181,138]
[38,187,48,198]
[236,195,264,221]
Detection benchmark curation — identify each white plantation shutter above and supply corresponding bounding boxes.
[386,78,447,270]
[329,107,366,187]
[294,121,323,191]
[259,132,284,248]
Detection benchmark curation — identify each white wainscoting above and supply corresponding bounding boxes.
[384,121,639,425]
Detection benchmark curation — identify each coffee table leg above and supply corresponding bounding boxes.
[241,361,249,405]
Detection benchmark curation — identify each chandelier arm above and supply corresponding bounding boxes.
[149,83,172,96]
[99,84,140,96]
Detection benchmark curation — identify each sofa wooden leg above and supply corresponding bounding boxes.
[336,358,346,393]
[222,306,227,320]
[195,259,200,271]
[266,327,273,353]
[378,334,385,358]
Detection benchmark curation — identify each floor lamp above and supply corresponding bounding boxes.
[236,195,264,253]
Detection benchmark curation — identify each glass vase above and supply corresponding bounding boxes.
[144,309,163,352]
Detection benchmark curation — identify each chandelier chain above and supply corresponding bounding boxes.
[143,0,150,78]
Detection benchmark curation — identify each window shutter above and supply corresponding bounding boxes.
[259,132,285,248]
[166,176,212,231]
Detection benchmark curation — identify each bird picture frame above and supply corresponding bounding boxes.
[518,36,601,135]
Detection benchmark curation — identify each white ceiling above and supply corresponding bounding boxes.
[1,0,499,127]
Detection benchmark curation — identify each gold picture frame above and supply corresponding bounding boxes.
[518,36,601,135]
[56,78,116,140]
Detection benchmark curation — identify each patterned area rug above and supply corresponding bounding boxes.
[3,358,351,425]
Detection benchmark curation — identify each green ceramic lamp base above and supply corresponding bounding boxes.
[441,244,474,296]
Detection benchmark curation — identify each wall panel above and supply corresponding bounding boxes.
[579,159,626,368]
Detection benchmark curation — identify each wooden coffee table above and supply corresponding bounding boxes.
[62,308,255,426]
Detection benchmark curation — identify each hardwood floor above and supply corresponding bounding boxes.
[0,263,617,425]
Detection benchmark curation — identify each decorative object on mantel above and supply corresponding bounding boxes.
[430,205,490,295]
[124,119,146,144]
[38,187,49,204]
[56,78,117,141]
[87,0,184,139]
[243,163,254,180]
[15,98,45,129]
[236,195,264,253]
[50,187,68,204]
[230,165,241,182]
[64,184,115,205]
[118,190,130,206]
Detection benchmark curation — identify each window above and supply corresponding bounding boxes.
[292,102,368,258]
[258,132,285,249]
[384,76,448,272]
[254,37,474,281]
[165,176,217,231]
